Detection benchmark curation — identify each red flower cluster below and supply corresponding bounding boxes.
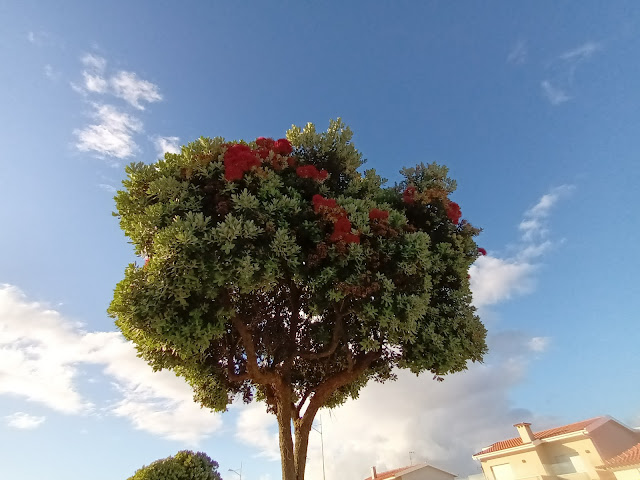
[312,195,360,244]
[312,194,338,212]
[403,186,416,204]
[446,201,462,224]
[297,165,329,181]
[223,137,294,181]
[224,144,261,181]
[478,247,487,256]
[274,138,292,155]
[369,208,389,221]
[330,216,360,244]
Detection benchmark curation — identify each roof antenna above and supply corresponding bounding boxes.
[409,451,415,465]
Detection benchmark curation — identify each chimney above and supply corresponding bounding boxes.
[371,466,377,479]
[514,422,535,443]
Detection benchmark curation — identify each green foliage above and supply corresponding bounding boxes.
[127,451,221,480]
[109,119,487,416]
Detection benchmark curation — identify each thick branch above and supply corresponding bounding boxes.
[297,314,345,360]
[232,316,276,384]
[302,350,381,425]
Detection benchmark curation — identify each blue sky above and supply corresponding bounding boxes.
[1,2,639,480]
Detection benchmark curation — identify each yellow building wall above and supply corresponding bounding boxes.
[537,436,603,479]
[612,467,640,480]
[480,448,547,480]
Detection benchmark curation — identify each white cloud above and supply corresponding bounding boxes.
[559,41,601,62]
[541,80,570,105]
[528,336,551,353]
[5,412,46,430]
[75,54,162,110]
[74,103,142,159]
[541,41,602,105]
[81,53,107,73]
[0,284,222,444]
[98,183,117,193]
[235,403,280,460]
[27,31,51,47]
[469,256,535,309]
[111,71,163,110]
[519,185,574,241]
[154,136,181,156]
[507,40,527,65]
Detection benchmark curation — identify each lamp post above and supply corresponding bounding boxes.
[228,462,242,480]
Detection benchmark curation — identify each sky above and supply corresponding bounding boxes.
[1,1,639,479]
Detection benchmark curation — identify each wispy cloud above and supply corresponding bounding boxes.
[541,41,602,105]
[26,31,51,47]
[519,184,575,241]
[470,184,574,309]
[74,54,162,110]
[559,41,601,62]
[5,412,46,430]
[541,80,570,105]
[153,136,181,156]
[0,284,222,444]
[72,53,165,161]
[111,71,163,110]
[44,64,60,81]
[507,40,527,65]
[74,104,143,159]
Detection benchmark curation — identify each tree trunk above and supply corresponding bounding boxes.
[276,397,296,480]
[294,418,313,480]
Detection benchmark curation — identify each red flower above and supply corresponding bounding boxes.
[312,194,338,212]
[403,186,416,204]
[296,165,329,181]
[344,233,360,244]
[478,247,487,256]
[369,208,389,221]
[446,201,462,224]
[273,138,292,155]
[257,147,271,159]
[287,156,297,168]
[224,143,262,181]
[256,137,275,149]
[333,216,352,234]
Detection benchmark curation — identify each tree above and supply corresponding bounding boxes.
[109,120,487,480]
[127,450,222,480]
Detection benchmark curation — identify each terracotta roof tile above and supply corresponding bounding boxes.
[601,442,640,469]
[474,417,603,456]
[363,465,414,480]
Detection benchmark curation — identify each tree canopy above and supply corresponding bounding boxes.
[126,450,221,480]
[109,119,487,480]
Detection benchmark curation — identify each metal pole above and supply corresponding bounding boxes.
[312,415,326,480]
[228,462,242,480]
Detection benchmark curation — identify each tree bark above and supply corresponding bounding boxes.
[276,394,296,480]
[293,417,313,480]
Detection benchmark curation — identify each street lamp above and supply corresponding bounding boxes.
[228,462,242,480]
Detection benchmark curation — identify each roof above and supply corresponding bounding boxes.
[364,463,455,480]
[600,442,640,469]
[474,417,604,457]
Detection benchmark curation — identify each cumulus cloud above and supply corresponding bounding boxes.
[5,412,46,430]
[74,103,142,159]
[154,136,181,156]
[0,284,222,444]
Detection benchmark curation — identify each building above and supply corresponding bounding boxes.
[472,416,640,480]
[597,441,640,480]
[365,463,456,480]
